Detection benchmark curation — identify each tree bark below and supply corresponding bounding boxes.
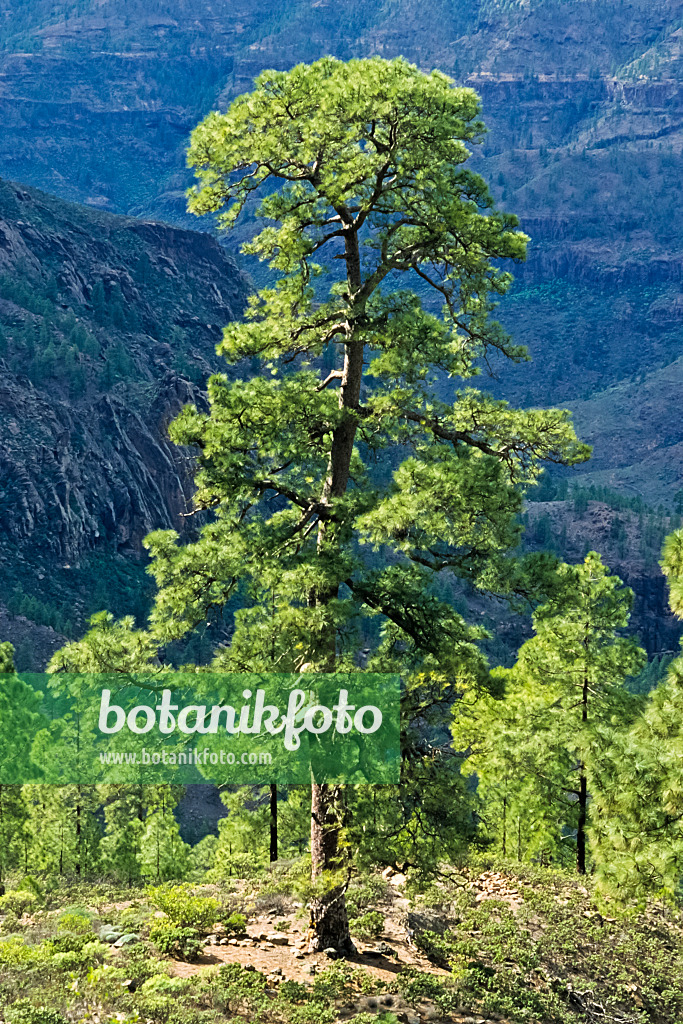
[577,663,589,875]
[269,783,278,863]
[307,223,364,951]
[577,770,587,875]
[308,883,353,953]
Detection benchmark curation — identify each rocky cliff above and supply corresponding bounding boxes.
[0,177,249,663]
[1,2,682,502]
[1,1,683,663]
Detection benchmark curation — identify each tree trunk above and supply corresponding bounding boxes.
[75,787,82,877]
[577,770,587,875]
[308,883,353,953]
[502,794,507,858]
[307,222,364,951]
[269,784,278,863]
[577,662,589,875]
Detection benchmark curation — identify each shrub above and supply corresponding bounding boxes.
[396,968,459,1014]
[348,1015,399,1024]
[412,929,454,969]
[5,1001,68,1024]
[0,891,39,917]
[345,877,388,917]
[119,941,170,983]
[118,904,151,932]
[57,911,93,934]
[47,932,97,954]
[211,962,269,1016]
[140,975,193,997]
[147,885,218,932]
[149,918,202,961]
[223,911,247,935]
[0,937,48,967]
[349,910,385,940]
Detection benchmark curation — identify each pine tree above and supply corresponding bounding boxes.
[455,553,645,872]
[0,785,29,886]
[211,787,272,878]
[23,784,100,877]
[588,528,683,896]
[99,784,146,884]
[140,785,189,881]
[55,56,588,947]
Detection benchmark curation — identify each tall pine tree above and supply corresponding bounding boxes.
[54,56,588,946]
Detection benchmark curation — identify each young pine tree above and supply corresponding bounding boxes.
[98,785,146,884]
[455,553,645,873]
[588,528,683,896]
[140,785,189,881]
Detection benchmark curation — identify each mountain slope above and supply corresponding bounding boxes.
[0,1,682,501]
[0,176,249,663]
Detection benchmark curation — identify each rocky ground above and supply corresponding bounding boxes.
[3,862,680,1024]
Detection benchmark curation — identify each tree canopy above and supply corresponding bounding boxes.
[50,55,589,948]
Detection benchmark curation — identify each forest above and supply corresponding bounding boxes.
[2,43,683,1024]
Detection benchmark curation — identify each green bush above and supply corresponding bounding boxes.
[57,911,93,934]
[5,1001,68,1024]
[345,877,387,917]
[46,932,97,954]
[223,911,247,935]
[396,968,459,1014]
[413,929,455,969]
[0,891,39,917]
[118,903,151,932]
[349,910,385,940]
[147,885,218,932]
[149,918,202,961]
[0,936,49,966]
[140,974,193,997]
[211,962,270,1017]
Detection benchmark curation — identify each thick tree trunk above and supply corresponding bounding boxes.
[307,223,364,953]
[269,784,278,863]
[310,783,342,877]
[309,781,352,951]
[308,883,353,953]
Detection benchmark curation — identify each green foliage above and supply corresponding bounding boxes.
[349,909,385,939]
[5,1002,68,1024]
[584,528,683,896]
[56,910,93,934]
[148,918,202,961]
[146,884,219,931]
[22,784,101,877]
[223,911,248,935]
[0,641,15,673]
[345,876,388,917]
[0,890,38,917]
[454,553,646,869]
[210,961,271,1017]
[140,788,189,882]
[6,586,76,637]
[210,787,273,878]
[396,968,459,1013]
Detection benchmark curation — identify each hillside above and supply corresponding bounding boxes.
[0,1,682,501]
[0,176,249,666]
[2,863,682,1024]
[1,2,683,661]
